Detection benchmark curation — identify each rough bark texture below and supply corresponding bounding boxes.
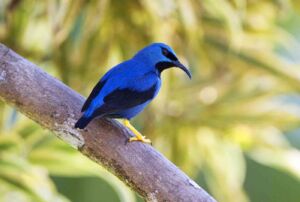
[0,44,216,202]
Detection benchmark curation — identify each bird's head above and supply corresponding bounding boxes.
[133,43,192,79]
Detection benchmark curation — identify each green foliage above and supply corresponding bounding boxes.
[1,0,300,201]
[0,108,134,202]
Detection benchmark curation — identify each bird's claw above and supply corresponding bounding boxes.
[128,136,152,144]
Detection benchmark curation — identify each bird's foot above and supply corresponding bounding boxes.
[128,135,152,144]
[123,119,152,144]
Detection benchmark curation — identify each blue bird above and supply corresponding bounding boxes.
[75,43,191,143]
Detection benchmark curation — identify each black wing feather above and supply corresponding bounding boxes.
[81,80,106,112]
[90,84,157,118]
[103,84,157,109]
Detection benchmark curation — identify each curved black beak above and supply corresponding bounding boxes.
[173,60,192,79]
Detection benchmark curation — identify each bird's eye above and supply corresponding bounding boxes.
[161,47,178,61]
[162,48,169,57]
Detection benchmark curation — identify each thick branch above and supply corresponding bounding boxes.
[0,44,216,202]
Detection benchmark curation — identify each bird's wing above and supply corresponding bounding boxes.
[81,79,107,112]
[89,84,157,117]
[90,83,157,118]
[91,73,159,118]
[103,83,158,109]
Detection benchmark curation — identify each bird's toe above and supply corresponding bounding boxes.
[128,136,152,144]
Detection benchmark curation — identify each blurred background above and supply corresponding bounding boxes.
[1,0,300,202]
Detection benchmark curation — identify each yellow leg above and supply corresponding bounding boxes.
[123,119,151,144]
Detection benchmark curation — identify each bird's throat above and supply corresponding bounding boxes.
[155,61,174,74]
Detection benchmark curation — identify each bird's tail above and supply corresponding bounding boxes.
[74,115,93,129]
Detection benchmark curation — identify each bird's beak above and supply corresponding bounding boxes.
[173,60,192,79]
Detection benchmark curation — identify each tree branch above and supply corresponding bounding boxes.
[0,44,216,202]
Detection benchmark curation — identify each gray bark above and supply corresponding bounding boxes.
[0,44,216,202]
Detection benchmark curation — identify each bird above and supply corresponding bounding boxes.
[74,43,191,143]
